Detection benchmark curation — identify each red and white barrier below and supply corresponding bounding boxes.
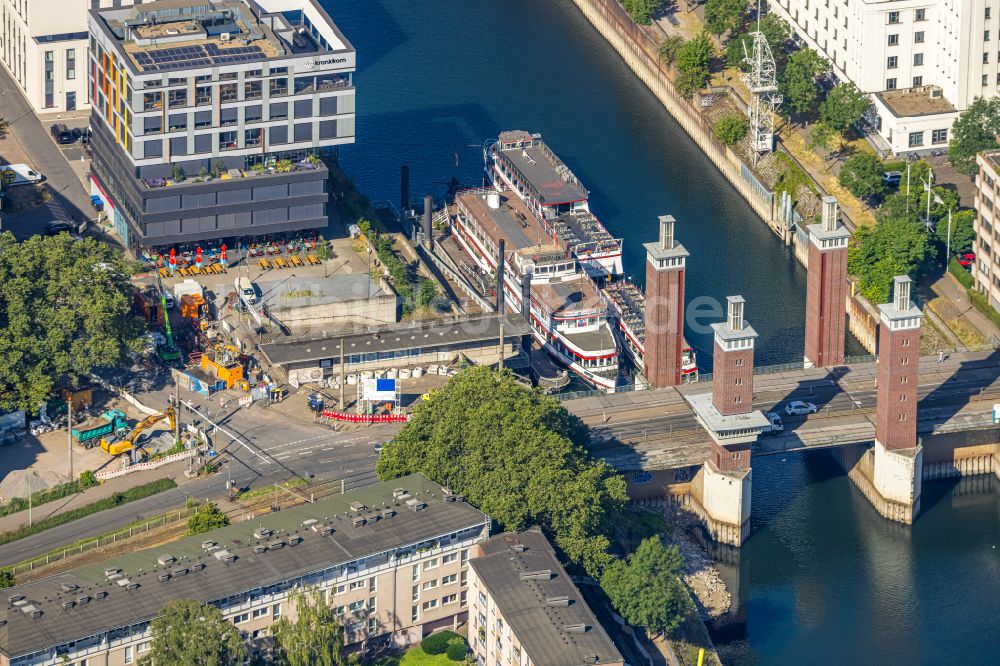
[319,410,411,424]
[95,449,198,480]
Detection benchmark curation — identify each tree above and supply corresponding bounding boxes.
[674,31,714,100]
[935,209,976,257]
[806,122,835,152]
[416,278,438,307]
[145,599,246,666]
[779,48,826,118]
[838,153,885,199]
[78,470,98,489]
[376,367,628,575]
[659,35,685,66]
[725,15,790,72]
[187,502,229,535]
[272,588,344,666]
[600,537,691,635]
[704,0,745,36]
[819,82,869,134]
[848,194,934,302]
[622,0,659,25]
[0,569,13,588]
[948,97,1000,176]
[713,112,749,147]
[0,233,145,411]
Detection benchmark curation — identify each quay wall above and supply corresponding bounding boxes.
[569,0,880,353]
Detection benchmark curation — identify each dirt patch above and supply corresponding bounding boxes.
[2,184,51,214]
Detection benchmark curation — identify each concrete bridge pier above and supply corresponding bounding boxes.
[688,450,752,546]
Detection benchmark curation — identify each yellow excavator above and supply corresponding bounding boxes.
[100,407,177,459]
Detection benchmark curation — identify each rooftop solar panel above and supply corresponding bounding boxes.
[133,43,265,71]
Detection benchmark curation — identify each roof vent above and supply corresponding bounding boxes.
[519,570,554,581]
[406,498,427,512]
[95,591,108,600]
[104,567,122,578]
[444,493,457,503]
[158,573,171,583]
[302,518,319,528]
[546,595,571,607]
[349,502,367,513]
[352,516,366,528]
[583,654,599,664]
[157,554,176,566]
[563,623,589,634]
[192,562,206,572]
[21,605,41,618]
[320,525,335,537]
[381,508,396,519]
[60,583,79,592]
[268,539,286,549]
[77,595,91,604]
[62,600,76,610]
[252,544,268,554]
[201,540,217,550]
[8,594,25,604]
[253,528,273,539]
[127,582,140,591]
[511,544,527,553]
[213,549,237,564]
[116,578,132,587]
[392,488,407,499]
[171,567,189,577]
[289,535,303,546]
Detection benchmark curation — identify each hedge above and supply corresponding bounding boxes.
[421,630,460,656]
[0,471,100,519]
[0,478,177,546]
[446,641,469,661]
[949,257,975,289]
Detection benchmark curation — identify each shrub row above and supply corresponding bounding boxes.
[0,471,99,518]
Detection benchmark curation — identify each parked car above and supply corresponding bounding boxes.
[43,220,76,236]
[785,400,818,416]
[882,171,902,187]
[765,412,784,433]
[958,252,976,267]
[50,123,76,144]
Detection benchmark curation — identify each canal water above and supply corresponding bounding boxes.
[328,1,1000,663]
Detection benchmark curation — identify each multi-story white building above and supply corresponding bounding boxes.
[972,151,1000,309]
[0,1,149,114]
[769,0,1000,155]
[468,528,624,666]
[0,475,490,666]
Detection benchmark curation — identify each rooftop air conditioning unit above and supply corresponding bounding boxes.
[220,32,231,41]
[929,87,943,99]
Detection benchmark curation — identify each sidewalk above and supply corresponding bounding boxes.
[927,273,1000,345]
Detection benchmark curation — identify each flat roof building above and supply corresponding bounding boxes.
[468,528,624,666]
[973,151,1000,312]
[0,474,489,666]
[87,0,355,252]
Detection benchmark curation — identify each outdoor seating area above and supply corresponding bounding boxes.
[142,157,323,189]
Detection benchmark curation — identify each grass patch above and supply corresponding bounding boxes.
[374,647,454,666]
[0,478,177,546]
[236,478,307,502]
[969,289,1000,331]
[772,151,814,207]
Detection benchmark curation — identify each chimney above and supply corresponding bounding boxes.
[894,275,912,312]
[521,270,532,322]
[422,196,433,250]
[821,196,838,232]
[496,239,506,312]
[727,296,745,332]
[400,165,409,212]
[659,214,676,250]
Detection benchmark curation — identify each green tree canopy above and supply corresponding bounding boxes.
[725,15,790,71]
[948,97,1000,176]
[705,0,745,36]
[659,34,685,66]
[848,194,934,302]
[838,153,885,199]
[935,209,976,257]
[145,599,246,666]
[376,367,627,575]
[806,122,835,151]
[0,569,13,588]
[819,82,869,134]
[779,48,826,118]
[272,588,344,666]
[187,502,229,535]
[713,112,749,147]
[622,0,660,25]
[600,537,691,635]
[0,233,145,410]
[675,31,715,100]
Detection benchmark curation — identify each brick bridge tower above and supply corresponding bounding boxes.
[712,296,757,417]
[804,196,851,368]
[872,275,924,522]
[643,215,688,388]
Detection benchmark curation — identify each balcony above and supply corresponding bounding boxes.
[142,156,326,189]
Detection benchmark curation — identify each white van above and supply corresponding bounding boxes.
[236,277,258,303]
[765,412,783,433]
[0,164,43,186]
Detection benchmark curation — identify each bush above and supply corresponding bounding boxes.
[0,569,13,588]
[949,257,974,289]
[421,630,460,655]
[187,502,229,535]
[445,641,468,661]
[713,113,749,147]
[78,470,98,489]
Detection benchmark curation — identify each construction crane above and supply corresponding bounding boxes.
[155,274,182,364]
[100,406,177,460]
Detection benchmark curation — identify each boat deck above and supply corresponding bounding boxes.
[605,281,646,344]
[553,211,621,255]
[457,191,557,253]
[534,277,606,316]
[498,140,588,205]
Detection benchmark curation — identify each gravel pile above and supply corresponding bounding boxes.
[657,505,733,619]
[0,468,68,502]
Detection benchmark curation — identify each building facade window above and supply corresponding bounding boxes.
[888,34,899,46]
[914,31,924,43]
[908,131,924,147]
[887,55,898,68]
[66,48,75,80]
[914,53,923,66]
[915,8,925,20]
[913,76,923,87]
[888,11,900,24]
[932,129,948,144]
[886,78,897,90]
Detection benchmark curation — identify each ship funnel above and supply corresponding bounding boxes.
[487,193,501,210]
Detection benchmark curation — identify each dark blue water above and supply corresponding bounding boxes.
[328,2,1000,663]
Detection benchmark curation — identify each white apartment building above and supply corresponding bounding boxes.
[769,0,1000,155]
[972,151,1000,309]
[0,1,147,113]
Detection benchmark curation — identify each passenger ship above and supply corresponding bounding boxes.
[449,188,620,391]
[603,280,698,383]
[486,130,623,278]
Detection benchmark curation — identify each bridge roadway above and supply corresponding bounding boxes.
[566,350,1000,471]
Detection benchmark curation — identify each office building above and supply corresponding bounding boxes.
[87,0,355,252]
[768,0,996,155]
[468,528,624,666]
[0,475,489,666]
[973,151,1000,309]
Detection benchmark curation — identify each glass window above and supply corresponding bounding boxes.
[244,80,262,100]
[66,48,75,80]
[143,91,162,111]
[168,113,186,131]
[914,53,924,66]
[887,34,899,46]
[269,101,288,120]
[887,56,898,69]
[888,11,900,24]
[220,83,238,103]
[195,85,212,105]
[245,105,263,123]
[269,77,288,96]
[908,131,924,148]
[915,8,925,20]
[294,122,312,142]
[245,128,261,147]
[914,31,924,44]
[220,107,238,126]
[985,52,991,64]
[886,78,897,90]
[194,110,212,128]
[168,88,188,108]
[913,76,923,87]
[219,130,238,150]
[124,646,133,664]
[932,129,948,144]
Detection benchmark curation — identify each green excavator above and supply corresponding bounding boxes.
[156,275,182,364]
